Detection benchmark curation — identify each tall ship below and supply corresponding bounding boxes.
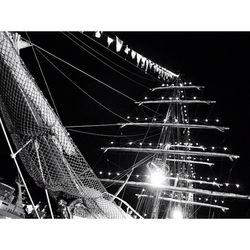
[0,31,249,218]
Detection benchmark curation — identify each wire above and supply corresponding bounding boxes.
[68,128,155,138]
[65,123,120,128]
[25,32,61,120]
[36,48,129,122]
[64,32,148,89]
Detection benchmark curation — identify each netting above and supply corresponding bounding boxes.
[0,32,130,218]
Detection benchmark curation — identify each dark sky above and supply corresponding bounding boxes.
[0,32,250,218]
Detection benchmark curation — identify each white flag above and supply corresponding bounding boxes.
[107,37,114,47]
[141,57,146,68]
[116,36,123,52]
[124,45,130,54]
[136,53,142,66]
[131,50,136,59]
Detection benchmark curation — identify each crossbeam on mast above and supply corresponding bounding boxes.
[135,194,229,211]
[151,86,205,91]
[136,100,216,105]
[101,147,240,160]
[118,122,229,132]
[165,158,214,166]
[100,179,250,200]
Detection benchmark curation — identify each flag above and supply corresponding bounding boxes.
[124,45,130,54]
[136,53,142,66]
[131,50,136,59]
[141,57,146,68]
[107,37,114,47]
[95,31,102,38]
[116,36,123,52]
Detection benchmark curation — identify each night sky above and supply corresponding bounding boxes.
[0,32,250,218]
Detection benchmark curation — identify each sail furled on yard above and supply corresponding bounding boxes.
[0,32,129,218]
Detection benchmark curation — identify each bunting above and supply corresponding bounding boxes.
[95,31,102,38]
[107,37,114,47]
[116,36,123,52]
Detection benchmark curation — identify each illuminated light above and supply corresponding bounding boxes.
[181,91,184,93]
[117,173,120,176]
[161,84,165,87]
[207,177,210,180]
[207,158,210,161]
[176,97,179,100]
[216,119,219,123]
[205,119,208,122]
[144,97,148,100]
[193,96,197,100]
[149,143,152,146]
[149,170,166,186]
[163,119,167,122]
[211,146,215,150]
[194,119,198,122]
[136,175,139,178]
[174,118,178,122]
[145,118,148,121]
[200,181,203,184]
[214,178,217,181]
[200,177,203,180]
[142,189,145,192]
[223,147,228,151]
[222,200,224,204]
[171,208,184,219]
[153,118,157,121]
[214,200,217,203]
[205,198,208,201]
[189,82,192,85]
[129,142,133,145]
[161,96,165,100]
[212,182,216,185]
[198,197,201,200]
[127,116,130,119]
[108,172,111,176]
[225,183,229,187]
[136,117,139,120]
[182,95,185,98]
[169,97,173,100]
[165,143,171,149]
[110,141,114,144]
[139,142,143,146]
[236,184,240,188]
[144,213,147,217]
[159,143,163,146]
[184,82,187,85]
[99,171,103,175]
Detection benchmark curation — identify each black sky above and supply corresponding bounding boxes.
[0,32,249,218]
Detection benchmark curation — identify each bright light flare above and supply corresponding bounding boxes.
[149,170,166,186]
[171,208,184,219]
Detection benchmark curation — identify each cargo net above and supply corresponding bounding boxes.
[0,32,129,218]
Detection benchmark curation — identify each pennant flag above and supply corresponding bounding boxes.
[95,31,102,38]
[107,37,114,47]
[131,50,136,59]
[145,59,149,73]
[141,57,146,68]
[136,53,142,66]
[116,36,123,52]
[124,45,131,54]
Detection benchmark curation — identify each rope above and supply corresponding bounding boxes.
[36,49,129,122]
[25,33,61,120]
[64,32,148,89]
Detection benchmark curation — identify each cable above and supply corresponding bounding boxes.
[36,48,129,122]
[25,32,61,119]
[64,32,148,89]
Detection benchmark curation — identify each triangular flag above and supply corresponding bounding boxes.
[116,36,123,52]
[107,37,114,47]
[141,57,146,68]
[145,59,149,73]
[136,53,142,66]
[131,50,136,59]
